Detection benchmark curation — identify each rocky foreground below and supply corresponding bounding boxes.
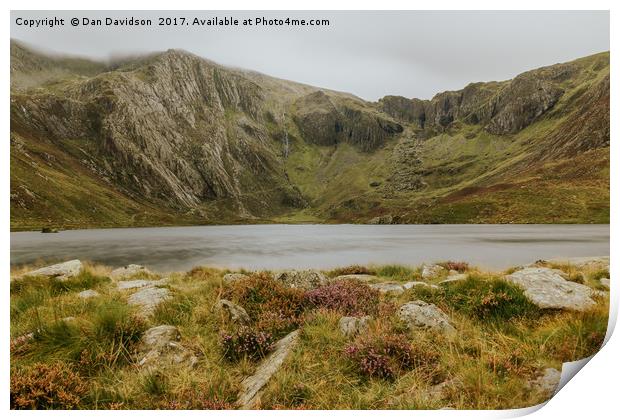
[10,257,610,409]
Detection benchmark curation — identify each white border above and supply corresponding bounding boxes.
[3,2,617,420]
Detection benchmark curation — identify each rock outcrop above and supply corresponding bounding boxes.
[293,91,402,152]
[505,267,596,311]
[223,273,250,283]
[339,316,371,337]
[398,300,456,335]
[25,259,83,281]
[273,270,327,290]
[403,281,439,290]
[528,368,561,397]
[127,287,171,317]
[136,325,198,368]
[117,279,168,290]
[332,274,379,283]
[422,264,446,280]
[236,329,300,409]
[370,282,405,294]
[110,264,151,280]
[77,289,100,299]
[215,299,251,325]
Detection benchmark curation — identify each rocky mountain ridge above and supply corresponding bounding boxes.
[10,40,610,229]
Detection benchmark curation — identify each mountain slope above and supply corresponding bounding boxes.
[10,41,609,230]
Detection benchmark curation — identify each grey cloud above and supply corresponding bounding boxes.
[10,10,609,100]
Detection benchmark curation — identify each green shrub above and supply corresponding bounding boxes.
[30,301,146,371]
[224,273,305,336]
[439,261,469,272]
[152,295,197,326]
[305,279,380,316]
[344,332,439,380]
[11,362,87,409]
[442,276,539,322]
[221,326,275,361]
[141,370,169,396]
[590,269,610,281]
[541,310,608,361]
[375,264,417,281]
[328,265,376,277]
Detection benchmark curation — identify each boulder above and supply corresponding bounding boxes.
[117,279,168,290]
[505,267,596,311]
[10,332,34,350]
[332,274,379,283]
[128,287,171,317]
[136,325,198,368]
[369,214,394,225]
[236,329,300,409]
[548,256,609,272]
[600,278,610,289]
[370,282,405,294]
[216,299,251,325]
[403,281,439,290]
[421,264,446,279]
[77,289,99,299]
[398,300,456,335]
[427,378,462,399]
[110,264,151,280]
[339,316,371,337]
[528,368,561,397]
[26,259,82,281]
[439,273,468,285]
[223,273,250,283]
[273,270,326,290]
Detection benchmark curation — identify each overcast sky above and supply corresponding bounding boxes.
[11,10,609,101]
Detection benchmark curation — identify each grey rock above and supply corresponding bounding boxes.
[223,273,250,283]
[439,273,468,285]
[216,299,251,325]
[421,264,446,279]
[529,368,561,397]
[427,378,462,399]
[548,256,609,272]
[128,287,171,317]
[11,332,34,348]
[398,300,456,335]
[369,214,394,224]
[77,289,99,299]
[339,316,371,337]
[273,270,327,290]
[600,278,610,288]
[237,329,300,409]
[332,274,379,283]
[137,325,198,368]
[117,279,168,290]
[110,264,151,280]
[370,282,405,294]
[506,267,596,311]
[26,259,82,281]
[403,281,439,290]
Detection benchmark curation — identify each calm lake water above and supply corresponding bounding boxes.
[10,224,609,272]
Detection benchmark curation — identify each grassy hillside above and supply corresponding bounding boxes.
[10,260,609,409]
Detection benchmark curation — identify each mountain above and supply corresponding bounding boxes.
[10,40,609,230]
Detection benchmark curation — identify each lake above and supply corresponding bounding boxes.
[10,224,609,272]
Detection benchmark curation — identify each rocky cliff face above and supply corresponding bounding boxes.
[378,59,601,137]
[11,49,305,217]
[293,91,403,152]
[10,41,609,228]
